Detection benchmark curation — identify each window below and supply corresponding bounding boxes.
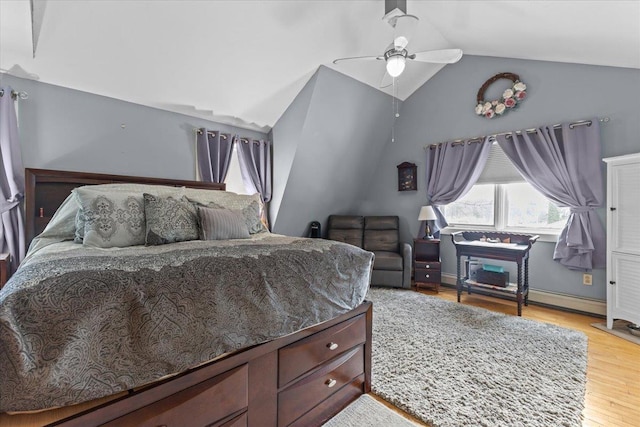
[443,184,494,226]
[504,182,569,229]
[224,145,250,194]
[442,142,570,236]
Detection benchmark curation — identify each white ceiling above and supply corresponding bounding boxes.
[1,1,639,133]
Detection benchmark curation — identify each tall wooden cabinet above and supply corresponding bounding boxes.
[603,153,640,329]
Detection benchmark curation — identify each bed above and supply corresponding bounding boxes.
[0,168,374,426]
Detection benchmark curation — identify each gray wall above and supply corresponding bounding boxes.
[5,56,640,302]
[270,66,398,237]
[0,74,268,181]
[361,55,640,301]
[269,72,318,228]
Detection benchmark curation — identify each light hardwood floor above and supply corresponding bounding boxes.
[375,285,640,427]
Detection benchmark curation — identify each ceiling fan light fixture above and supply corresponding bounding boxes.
[386,55,406,77]
[394,35,409,49]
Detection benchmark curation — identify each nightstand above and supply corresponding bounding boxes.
[0,253,10,289]
[414,239,441,292]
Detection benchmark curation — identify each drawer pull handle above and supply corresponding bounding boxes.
[425,274,430,278]
[327,342,339,350]
[325,378,337,388]
[609,280,616,285]
[426,264,430,268]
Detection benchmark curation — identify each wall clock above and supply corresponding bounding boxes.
[397,162,417,191]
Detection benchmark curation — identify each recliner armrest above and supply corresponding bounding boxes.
[401,242,412,289]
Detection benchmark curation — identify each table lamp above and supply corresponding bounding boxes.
[418,205,437,239]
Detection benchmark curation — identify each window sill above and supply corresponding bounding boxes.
[440,226,560,243]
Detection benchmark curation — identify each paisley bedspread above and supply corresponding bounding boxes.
[0,233,373,412]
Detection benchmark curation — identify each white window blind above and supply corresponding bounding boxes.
[476,140,524,184]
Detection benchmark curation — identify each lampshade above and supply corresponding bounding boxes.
[418,205,437,221]
[386,55,406,77]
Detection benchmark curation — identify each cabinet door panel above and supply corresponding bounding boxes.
[611,162,640,255]
[609,253,640,326]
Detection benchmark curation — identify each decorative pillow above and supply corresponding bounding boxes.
[197,206,250,240]
[197,199,264,235]
[144,193,199,246]
[72,183,185,244]
[74,208,86,243]
[185,189,266,234]
[243,200,265,234]
[74,187,146,248]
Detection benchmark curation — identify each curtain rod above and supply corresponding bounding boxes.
[194,128,268,144]
[196,129,229,137]
[0,89,28,100]
[423,117,610,150]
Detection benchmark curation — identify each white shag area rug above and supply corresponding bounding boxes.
[322,394,420,427]
[367,288,588,427]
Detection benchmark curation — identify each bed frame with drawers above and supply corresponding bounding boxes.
[10,168,373,427]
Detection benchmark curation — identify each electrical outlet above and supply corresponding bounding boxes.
[583,273,592,286]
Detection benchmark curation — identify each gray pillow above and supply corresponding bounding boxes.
[183,189,267,234]
[144,193,199,246]
[72,183,185,244]
[74,188,145,248]
[197,206,250,240]
[194,199,264,235]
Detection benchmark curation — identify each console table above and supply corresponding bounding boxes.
[451,231,539,316]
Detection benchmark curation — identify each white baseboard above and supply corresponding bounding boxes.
[441,274,606,316]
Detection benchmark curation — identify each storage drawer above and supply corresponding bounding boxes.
[288,375,365,427]
[101,364,248,427]
[218,411,248,427]
[278,314,366,387]
[278,346,364,427]
[415,261,440,270]
[415,269,441,284]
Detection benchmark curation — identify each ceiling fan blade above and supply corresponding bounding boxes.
[333,55,384,64]
[390,14,419,50]
[380,71,393,89]
[410,49,463,64]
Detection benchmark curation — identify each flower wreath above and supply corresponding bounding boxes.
[475,72,527,119]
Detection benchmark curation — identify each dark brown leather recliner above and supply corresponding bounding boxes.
[327,215,412,289]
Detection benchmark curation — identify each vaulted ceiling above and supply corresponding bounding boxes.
[1,1,639,133]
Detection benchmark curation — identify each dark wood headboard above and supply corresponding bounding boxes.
[24,168,226,245]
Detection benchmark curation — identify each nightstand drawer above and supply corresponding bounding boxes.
[415,261,440,271]
[415,269,441,283]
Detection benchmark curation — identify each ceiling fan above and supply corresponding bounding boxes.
[332,13,463,87]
